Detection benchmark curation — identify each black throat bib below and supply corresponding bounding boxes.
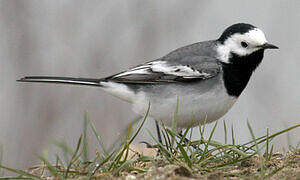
[222,49,265,97]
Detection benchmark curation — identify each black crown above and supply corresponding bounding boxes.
[218,23,256,44]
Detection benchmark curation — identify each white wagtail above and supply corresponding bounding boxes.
[18,23,278,140]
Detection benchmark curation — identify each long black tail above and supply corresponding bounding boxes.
[17,76,103,87]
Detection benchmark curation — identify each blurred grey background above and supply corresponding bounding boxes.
[0,0,299,174]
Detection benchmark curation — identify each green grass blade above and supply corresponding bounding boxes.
[223,120,228,144]
[51,140,73,165]
[83,113,89,162]
[246,124,300,151]
[147,129,174,163]
[231,124,235,145]
[65,135,82,178]
[179,126,191,146]
[0,176,32,179]
[162,123,173,149]
[109,129,131,171]
[37,155,64,179]
[265,128,269,161]
[0,144,3,176]
[161,129,170,150]
[247,120,265,177]
[166,128,180,140]
[55,154,66,170]
[89,150,115,178]
[87,112,108,156]
[121,122,132,162]
[171,96,179,145]
[211,152,257,168]
[129,102,150,144]
[242,135,267,146]
[268,145,274,161]
[265,165,285,178]
[107,116,142,153]
[113,157,138,176]
[0,165,40,179]
[108,106,148,172]
[199,121,218,161]
[177,141,193,168]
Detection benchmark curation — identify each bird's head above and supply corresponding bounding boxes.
[217,23,278,63]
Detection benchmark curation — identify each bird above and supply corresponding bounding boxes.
[18,23,278,139]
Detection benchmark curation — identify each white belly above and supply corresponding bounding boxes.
[132,82,237,128]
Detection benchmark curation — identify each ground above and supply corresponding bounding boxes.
[88,145,299,180]
[30,145,298,180]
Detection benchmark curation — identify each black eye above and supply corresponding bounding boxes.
[241,41,248,48]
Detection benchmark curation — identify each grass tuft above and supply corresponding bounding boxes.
[0,105,299,179]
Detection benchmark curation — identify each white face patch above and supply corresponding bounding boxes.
[217,28,268,63]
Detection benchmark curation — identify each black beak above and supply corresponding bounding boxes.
[260,43,279,49]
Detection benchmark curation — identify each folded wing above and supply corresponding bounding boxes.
[105,56,220,84]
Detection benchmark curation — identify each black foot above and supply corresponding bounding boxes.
[139,141,157,148]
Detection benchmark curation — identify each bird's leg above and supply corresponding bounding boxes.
[139,120,162,156]
[140,120,163,149]
[178,130,202,151]
[155,120,163,144]
[178,130,190,145]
